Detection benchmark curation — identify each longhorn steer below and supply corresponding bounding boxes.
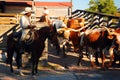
[79,27,116,69]
[106,28,120,66]
[57,27,85,66]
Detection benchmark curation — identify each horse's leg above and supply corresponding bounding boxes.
[7,49,14,72]
[31,55,36,75]
[31,59,37,75]
[16,52,22,69]
[15,51,24,76]
[32,61,35,75]
[35,58,39,74]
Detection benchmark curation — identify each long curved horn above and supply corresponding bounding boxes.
[104,26,111,33]
[68,25,88,32]
[57,25,88,33]
[104,26,116,35]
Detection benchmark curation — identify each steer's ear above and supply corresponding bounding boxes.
[107,35,114,39]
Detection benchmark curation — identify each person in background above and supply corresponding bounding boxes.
[43,6,49,16]
[52,16,67,29]
[39,6,51,25]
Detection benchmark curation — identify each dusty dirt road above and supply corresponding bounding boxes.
[0,48,120,80]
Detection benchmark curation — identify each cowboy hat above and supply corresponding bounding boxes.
[21,7,33,14]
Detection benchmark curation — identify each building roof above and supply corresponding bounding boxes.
[5,1,32,6]
[4,1,72,7]
[35,2,72,7]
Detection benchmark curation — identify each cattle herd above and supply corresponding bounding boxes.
[5,16,120,76]
[56,17,120,70]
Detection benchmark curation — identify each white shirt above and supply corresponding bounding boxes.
[20,15,31,41]
[20,15,30,29]
[43,9,49,15]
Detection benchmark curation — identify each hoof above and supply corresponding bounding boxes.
[91,62,97,68]
[92,65,97,68]
[20,72,25,76]
[62,55,67,58]
[112,62,116,66]
[16,69,25,76]
[95,62,100,66]
[100,67,107,71]
[77,63,82,66]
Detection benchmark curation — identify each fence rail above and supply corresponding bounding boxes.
[0,24,20,51]
[72,10,120,28]
[0,13,22,24]
[0,13,21,50]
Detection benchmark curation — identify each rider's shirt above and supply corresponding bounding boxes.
[20,15,30,29]
[20,15,31,41]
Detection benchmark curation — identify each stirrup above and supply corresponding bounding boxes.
[13,37,19,41]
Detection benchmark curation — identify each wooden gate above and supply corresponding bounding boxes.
[72,10,120,28]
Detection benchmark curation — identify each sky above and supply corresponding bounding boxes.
[35,0,120,11]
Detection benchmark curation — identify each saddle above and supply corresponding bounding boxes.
[13,30,35,45]
[25,30,35,45]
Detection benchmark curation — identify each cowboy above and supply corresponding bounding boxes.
[20,7,35,41]
[43,6,49,15]
[19,7,35,53]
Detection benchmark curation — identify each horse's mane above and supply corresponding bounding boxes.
[37,26,50,33]
[35,26,50,38]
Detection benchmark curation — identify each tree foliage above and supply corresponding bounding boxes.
[86,0,117,15]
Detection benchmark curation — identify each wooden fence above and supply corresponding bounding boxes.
[0,13,21,50]
[0,13,21,24]
[72,10,120,28]
[0,24,20,50]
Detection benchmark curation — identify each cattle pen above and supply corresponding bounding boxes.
[0,10,120,79]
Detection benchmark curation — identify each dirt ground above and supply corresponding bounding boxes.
[0,46,120,80]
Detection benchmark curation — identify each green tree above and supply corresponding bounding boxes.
[86,0,117,15]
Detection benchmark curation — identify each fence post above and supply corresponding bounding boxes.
[107,17,113,28]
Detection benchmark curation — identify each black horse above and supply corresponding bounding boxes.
[6,25,60,75]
